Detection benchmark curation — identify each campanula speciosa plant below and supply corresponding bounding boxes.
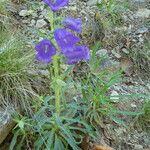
[35,0,90,114]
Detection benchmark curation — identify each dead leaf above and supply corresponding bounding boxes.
[120,57,133,76]
[92,144,114,150]
[80,135,89,150]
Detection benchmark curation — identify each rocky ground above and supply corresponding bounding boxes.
[0,0,150,149]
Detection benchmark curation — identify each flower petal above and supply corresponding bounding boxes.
[54,28,80,53]
[63,18,82,33]
[65,45,90,64]
[43,0,69,11]
[35,39,56,63]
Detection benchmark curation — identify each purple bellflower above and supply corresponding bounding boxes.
[54,28,80,53]
[43,0,69,11]
[54,28,90,64]
[63,18,82,33]
[65,45,90,64]
[35,39,56,63]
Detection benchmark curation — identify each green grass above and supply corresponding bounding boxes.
[96,0,129,27]
[137,100,150,131]
[129,40,150,77]
[0,0,40,111]
[0,0,10,15]
[0,25,36,111]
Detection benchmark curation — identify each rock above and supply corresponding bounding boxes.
[22,19,29,24]
[87,0,102,6]
[96,49,120,71]
[100,58,120,71]
[41,10,49,20]
[40,5,45,11]
[68,6,77,11]
[132,0,147,3]
[19,10,33,17]
[146,83,150,91]
[19,10,28,17]
[0,110,15,144]
[32,12,38,18]
[39,15,44,19]
[134,144,143,149]
[112,50,121,59]
[131,103,137,108]
[135,9,150,18]
[36,19,47,28]
[122,48,129,54]
[136,27,149,34]
[30,19,36,26]
[114,127,126,136]
[114,26,128,32]
[96,49,108,57]
[110,90,119,102]
[38,69,49,77]
[139,37,144,42]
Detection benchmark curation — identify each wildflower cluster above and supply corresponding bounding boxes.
[35,0,90,65]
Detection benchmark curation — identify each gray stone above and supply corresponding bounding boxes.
[146,83,150,91]
[122,48,129,54]
[68,6,77,11]
[131,103,137,108]
[132,0,147,3]
[19,10,29,17]
[112,50,122,59]
[30,19,36,26]
[87,0,101,6]
[136,27,149,34]
[101,59,120,70]
[134,144,143,149]
[0,110,15,144]
[36,19,47,28]
[135,9,150,18]
[39,15,44,19]
[22,19,29,24]
[32,12,38,18]
[19,10,33,17]
[41,10,49,20]
[96,49,108,57]
[38,69,49,77]
[40,5,45,11]
[110,90,119,102]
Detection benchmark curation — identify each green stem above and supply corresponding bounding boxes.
[53,55,61,114]
[49,10,61,114]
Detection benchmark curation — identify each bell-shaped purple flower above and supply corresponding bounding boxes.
[35,39,56,63]
[54,28,80,53]
[43,0,69,11]
[64,45,90,64]
[63,18,82,33]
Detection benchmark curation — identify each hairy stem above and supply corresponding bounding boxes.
[49,10,61,114]
[53,55,61,114]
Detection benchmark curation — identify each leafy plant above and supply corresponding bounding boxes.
[10,113,34,150]
[129,40,150,77]
[34,114,92,150]
[97,0,128,26]
[10,96,94,150]
[79,42,143,128]
[137,100,150,131]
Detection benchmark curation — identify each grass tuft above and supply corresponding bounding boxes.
[0,26,36,111]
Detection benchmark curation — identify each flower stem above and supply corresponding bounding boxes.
[53,55,61,114]
[49,10,61,114]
